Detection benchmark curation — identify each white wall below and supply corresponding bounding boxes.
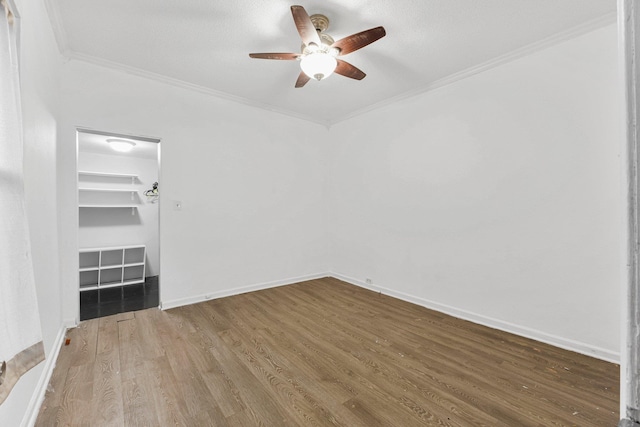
[2,0,63,425]
[78,151,160,276]
[57,60,330,320]
[328,24,623,360]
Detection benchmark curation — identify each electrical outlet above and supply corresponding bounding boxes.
[365,278,373,285]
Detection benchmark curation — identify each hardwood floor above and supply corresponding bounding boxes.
[36,277,619,426]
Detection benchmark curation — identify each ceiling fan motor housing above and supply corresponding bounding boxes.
[301,15,335,52]
[310,14,330,32]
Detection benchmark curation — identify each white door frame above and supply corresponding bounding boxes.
[618,0,640,425]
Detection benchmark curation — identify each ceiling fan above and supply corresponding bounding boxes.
[249,5,386,88]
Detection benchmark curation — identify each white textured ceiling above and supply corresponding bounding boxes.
[48,0,616,125]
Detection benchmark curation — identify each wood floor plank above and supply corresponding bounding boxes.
[70,319,99,368]
[211,328,314,426]
[217,326,351,427]
[56,362,94,426]
[149,309,229,424]
[90,350,123,426]
[121,377,155,426]
[118,318,160,426]
[35,278,620,426]
[167,306,247,418]
[90,314,125,425]
[141,355,191,426]
[233,297,365,409]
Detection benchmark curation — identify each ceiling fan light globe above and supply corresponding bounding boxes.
[300,52,337,81]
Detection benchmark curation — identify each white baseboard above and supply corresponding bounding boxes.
[161,272,330,311]
[22,324,68,427]
[331,272,620,364]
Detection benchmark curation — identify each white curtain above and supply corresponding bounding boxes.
[0,0,44,405]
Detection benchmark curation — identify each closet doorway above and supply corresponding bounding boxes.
[77,129,160,321]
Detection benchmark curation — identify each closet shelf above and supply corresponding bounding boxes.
[79,204,138,208]
[78,171,138,179]
[79,188,138,193]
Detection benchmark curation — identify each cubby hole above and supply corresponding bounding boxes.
[80,270,99,288]
[101,249,123,267]
[79,251,99,269]
[124,247,145,265]
[100,267,122,286]
[124,265,144,282]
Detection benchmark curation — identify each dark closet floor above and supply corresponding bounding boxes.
[80,276,159,321]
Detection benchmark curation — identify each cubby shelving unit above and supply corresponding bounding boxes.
[79,245,146,291]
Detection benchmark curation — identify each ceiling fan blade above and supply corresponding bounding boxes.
[295,71,311,88]
[291,5,321,46]
[335,59,366,80]
[332,26,386,56]
[249,53,299,60]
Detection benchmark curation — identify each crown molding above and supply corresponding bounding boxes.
[43,0,71,58]
[66,51,330,128]
[329,12,617,127]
